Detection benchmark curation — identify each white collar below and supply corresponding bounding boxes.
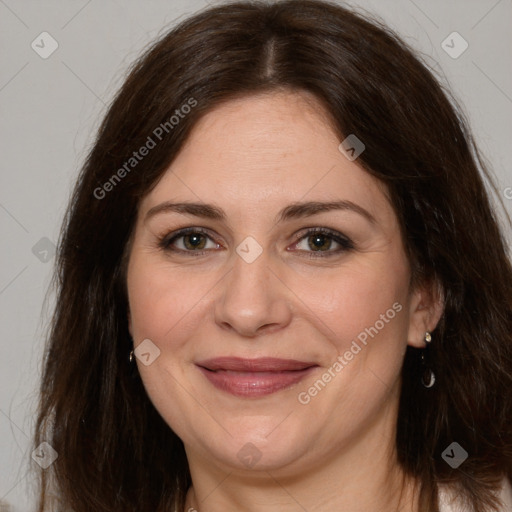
[438,477,512,511]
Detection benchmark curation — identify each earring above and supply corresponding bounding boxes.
[129,350,135,363]
[421,331,435,388]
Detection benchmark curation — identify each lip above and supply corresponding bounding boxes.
[196,357,318,397]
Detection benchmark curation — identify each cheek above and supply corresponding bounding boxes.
[304,258,409,344]
[126,254,213,433]
[126,254,211,344]
[290,257,410,434]
[295,255,412,402]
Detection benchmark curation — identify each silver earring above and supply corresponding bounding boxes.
[421,331,435,388]
[129,349,135,363]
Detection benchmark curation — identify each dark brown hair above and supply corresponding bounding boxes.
[34,1,512,511]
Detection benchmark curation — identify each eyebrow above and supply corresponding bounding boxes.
[145,200,376,224]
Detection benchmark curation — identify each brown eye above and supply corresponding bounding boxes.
[182,233,207,250]
[160,228,221,254]
[307,233,333,251]
[291,228,354,258]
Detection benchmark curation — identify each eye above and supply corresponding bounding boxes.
[158,226,353,258]
[159,227,221,254]
[290,228,354,258]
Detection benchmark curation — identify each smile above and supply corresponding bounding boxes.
[196,357,319,397]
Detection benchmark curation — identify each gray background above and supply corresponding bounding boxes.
[1,0,511,510]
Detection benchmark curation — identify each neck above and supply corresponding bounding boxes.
[184,452,418,512]
[182,396,419,512]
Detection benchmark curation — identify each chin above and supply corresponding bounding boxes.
[187,414,317,473]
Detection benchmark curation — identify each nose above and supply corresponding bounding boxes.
[214,247,293,338]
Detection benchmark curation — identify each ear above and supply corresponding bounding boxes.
[406,279,444,348]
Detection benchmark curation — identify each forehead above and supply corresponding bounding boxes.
[139,91,391,223]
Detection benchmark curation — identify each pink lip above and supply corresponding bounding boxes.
[196,357,318,397]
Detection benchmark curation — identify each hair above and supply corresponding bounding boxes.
[33,1,512,511]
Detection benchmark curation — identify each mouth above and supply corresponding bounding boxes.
[195,357,319,397]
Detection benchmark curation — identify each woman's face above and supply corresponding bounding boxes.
[126,91,432,475]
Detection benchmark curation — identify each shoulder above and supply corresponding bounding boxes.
[438,478,512,512]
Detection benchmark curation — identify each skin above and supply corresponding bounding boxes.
[126,90,444,512]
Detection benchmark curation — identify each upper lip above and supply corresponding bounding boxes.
[196,357,317,372]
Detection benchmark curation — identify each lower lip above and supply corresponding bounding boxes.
[197,366,317,397]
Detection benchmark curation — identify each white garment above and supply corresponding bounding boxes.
[438,478,512,511]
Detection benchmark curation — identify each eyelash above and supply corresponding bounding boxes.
[158,227,354,259]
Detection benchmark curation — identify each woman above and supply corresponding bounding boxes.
[33,1,512,511]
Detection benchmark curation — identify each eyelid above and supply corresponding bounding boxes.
[291,226,352,244]
[158,227,222,252]
[289,227,354,257]
[158,226,354,257]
